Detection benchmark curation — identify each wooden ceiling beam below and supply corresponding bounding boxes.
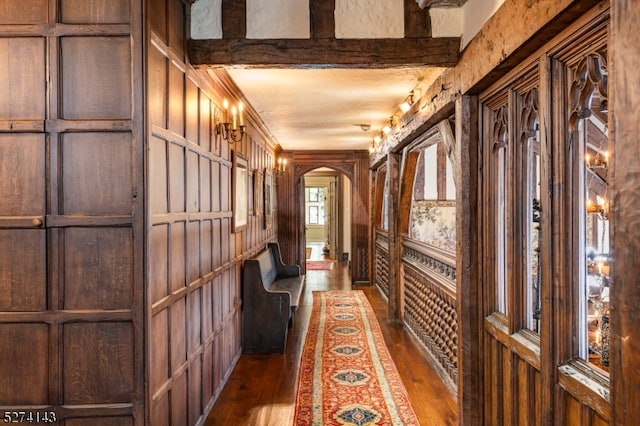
[188,36,460,68]
[405,0,432,38]
[221,0,246,39]
[310,0,335,39]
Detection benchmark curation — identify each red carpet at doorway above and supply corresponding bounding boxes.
[294,290,419,425]
[305,260,335,270]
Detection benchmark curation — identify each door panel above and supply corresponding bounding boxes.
[0,134,45,216]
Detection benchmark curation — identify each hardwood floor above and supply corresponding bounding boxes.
[203,262,458,425]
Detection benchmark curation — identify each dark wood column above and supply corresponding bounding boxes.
[386,152,402,320]
[455,95,482,425]
[610,1,640,423]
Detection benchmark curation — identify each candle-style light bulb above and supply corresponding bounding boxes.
[238,102,244,126]
[231,105,237,129]
[223,99,229,123]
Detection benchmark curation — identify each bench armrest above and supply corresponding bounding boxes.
[268,242,301,277]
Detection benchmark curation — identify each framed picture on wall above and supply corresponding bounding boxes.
[232,151,248,233]
[264,169,273,229]
[253,169,264,216]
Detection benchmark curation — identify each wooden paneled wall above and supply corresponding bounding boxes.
[0,1,278,425]
[146,1,278,425]
[0,0,144,424]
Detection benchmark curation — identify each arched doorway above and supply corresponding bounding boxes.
[275,150,370,283]
[303,168,352,265]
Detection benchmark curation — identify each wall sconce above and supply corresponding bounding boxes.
[586,197,609,221]
[274,157,287,175]
[216,99,246,144]
[585,151,608,169]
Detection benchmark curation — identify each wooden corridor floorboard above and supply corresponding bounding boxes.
[203,263,458,425]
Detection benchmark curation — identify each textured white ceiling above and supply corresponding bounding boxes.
[226,67,445,151]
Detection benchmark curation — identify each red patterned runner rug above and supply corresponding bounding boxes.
[294,290,419,425]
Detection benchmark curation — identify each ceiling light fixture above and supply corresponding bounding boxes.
[382,116,396,134]
[399,90,416,113]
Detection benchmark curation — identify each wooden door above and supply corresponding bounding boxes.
[0,1,144,424]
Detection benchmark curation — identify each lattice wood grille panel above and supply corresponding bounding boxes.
[375,233,390,298]
[403,257,458,387]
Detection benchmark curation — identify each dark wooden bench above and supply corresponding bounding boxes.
[242,242,305,354]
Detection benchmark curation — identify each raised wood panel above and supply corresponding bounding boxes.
[63,322,135,404]
[169,142,186,211]
[189,356,203,425]
[188,287,202,354]
[187,149,199,211]
[202,341,214,403]
[149,0,167,39]
[186,78,199,144]
[151,392,170,426]
[200,157,212,210]
[0,38,45,119]
[61,133,132,215]
[60,0,130,23]
[168,0,185,61]
[564,393,583,424]
[61,37,131,120]
[150,136,169,213]
[220,163,231,211]
[170,221,186,291]
[171,373,188,426]
[169,64,185,135]
[0,0,47,24]
[0,134,45,215]
[170,299,187,373]
[150,309,169,394]
[0,323,48,404]
[63,227,133,310]
[149,47,168,127]
[200,219,212,273]
[199,94,212,151]
[187,220,200,283]
[150,224,169,304]
[0,230,46,311]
